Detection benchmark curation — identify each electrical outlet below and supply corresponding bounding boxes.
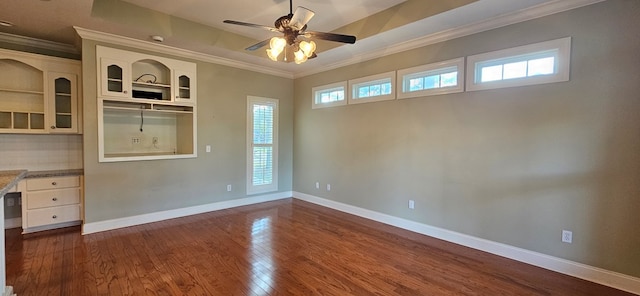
[131,137,141,145]
[315,182,319,189]
[326,184,331,191]
[408,199,415,209]
[562,230,573,243]
[206,145,211,153]
[6,197,14,207]
[227,184,232,192]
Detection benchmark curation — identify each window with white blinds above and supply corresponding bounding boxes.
[247,96,278,195]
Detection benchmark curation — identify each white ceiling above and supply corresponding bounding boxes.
[0,0,602,77]
[121,0,407,41]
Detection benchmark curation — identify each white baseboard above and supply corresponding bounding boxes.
[3,286,14,296]
[293,191,640,295]
[82,191,292,235]
[4,218,21,230]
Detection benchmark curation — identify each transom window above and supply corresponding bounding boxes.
[478,53,555,82]
[397,58,464,99]
[348,71,396,104]
[466,37,571,91]
[312,81,347,109]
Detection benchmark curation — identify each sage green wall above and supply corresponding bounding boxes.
[81,40,293,223]
[293,0,640,277]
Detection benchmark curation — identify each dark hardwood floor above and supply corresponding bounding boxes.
[6,198,635,295]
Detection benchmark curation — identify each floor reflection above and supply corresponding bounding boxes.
[249,215,274,295]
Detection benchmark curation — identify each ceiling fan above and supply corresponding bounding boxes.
[223,0,357,64]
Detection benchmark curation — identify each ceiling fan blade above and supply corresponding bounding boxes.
[223,20,280,33]
[304,31,357,44]
[245,39,271,51]
[289,6,315,31]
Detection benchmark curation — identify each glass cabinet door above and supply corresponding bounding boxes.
[100,57,130,98]
[48,72,78,133]
[174,70,195,104]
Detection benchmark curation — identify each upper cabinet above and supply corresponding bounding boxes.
[0,48,82,134]
[96,46,197,162]
[97,46,196,105]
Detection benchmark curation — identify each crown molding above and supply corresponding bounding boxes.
[0,32,79,55]
[293,0,605,78]
[74,27,294,79]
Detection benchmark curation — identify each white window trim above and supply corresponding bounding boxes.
[246,96,278,195]
[466,37,571,91]
[348,71,396,104]
[311,81,347,109]
[397,57,465,99]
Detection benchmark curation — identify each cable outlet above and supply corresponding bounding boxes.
[562,230,573,243]
[408,199,415,209]
[152,137,159,145]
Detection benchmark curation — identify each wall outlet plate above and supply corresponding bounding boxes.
[562,230,573,243]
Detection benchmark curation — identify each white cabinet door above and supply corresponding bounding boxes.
[173,69,195,104]
[100,57,130,98]
[48,72,78,133]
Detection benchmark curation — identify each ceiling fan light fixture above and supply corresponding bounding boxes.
[266,48,281,61]
[294,49,308,64]
[269,37,286,52]
[299,40,316,58]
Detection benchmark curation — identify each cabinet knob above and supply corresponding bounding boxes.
[124,90,128,94]
[176,96,179,99]
[51,126,56,129]
[52,182,57,186]
[52,215,57,219]
[52,197,58,201]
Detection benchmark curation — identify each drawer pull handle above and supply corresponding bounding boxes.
[52,197,58,201]
[52,182,57,186]
[52,215,57,219]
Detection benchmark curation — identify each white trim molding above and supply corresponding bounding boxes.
[82,191,292,235]
[293,191,640,295]
[0,32,79,55]
[2,286,14,296]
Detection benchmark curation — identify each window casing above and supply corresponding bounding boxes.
[312,81,347,109]
[247,96,278,195]
[466,37,571,91]
[397,58,465,99]
[348,71,396,104]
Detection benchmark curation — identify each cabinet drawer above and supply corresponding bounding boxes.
[26,204,81,228]
[27,176,80,191]
[27,188,80,210]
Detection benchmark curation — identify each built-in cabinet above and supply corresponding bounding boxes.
[21,175,83,233]
[0,48,82,134]
[96,46,197,162]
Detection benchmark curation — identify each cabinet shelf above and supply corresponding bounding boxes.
[132,81,170,88]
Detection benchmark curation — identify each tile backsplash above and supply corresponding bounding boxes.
[0,134,83,171]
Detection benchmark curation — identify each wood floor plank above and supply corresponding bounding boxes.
[5,198,636,296]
